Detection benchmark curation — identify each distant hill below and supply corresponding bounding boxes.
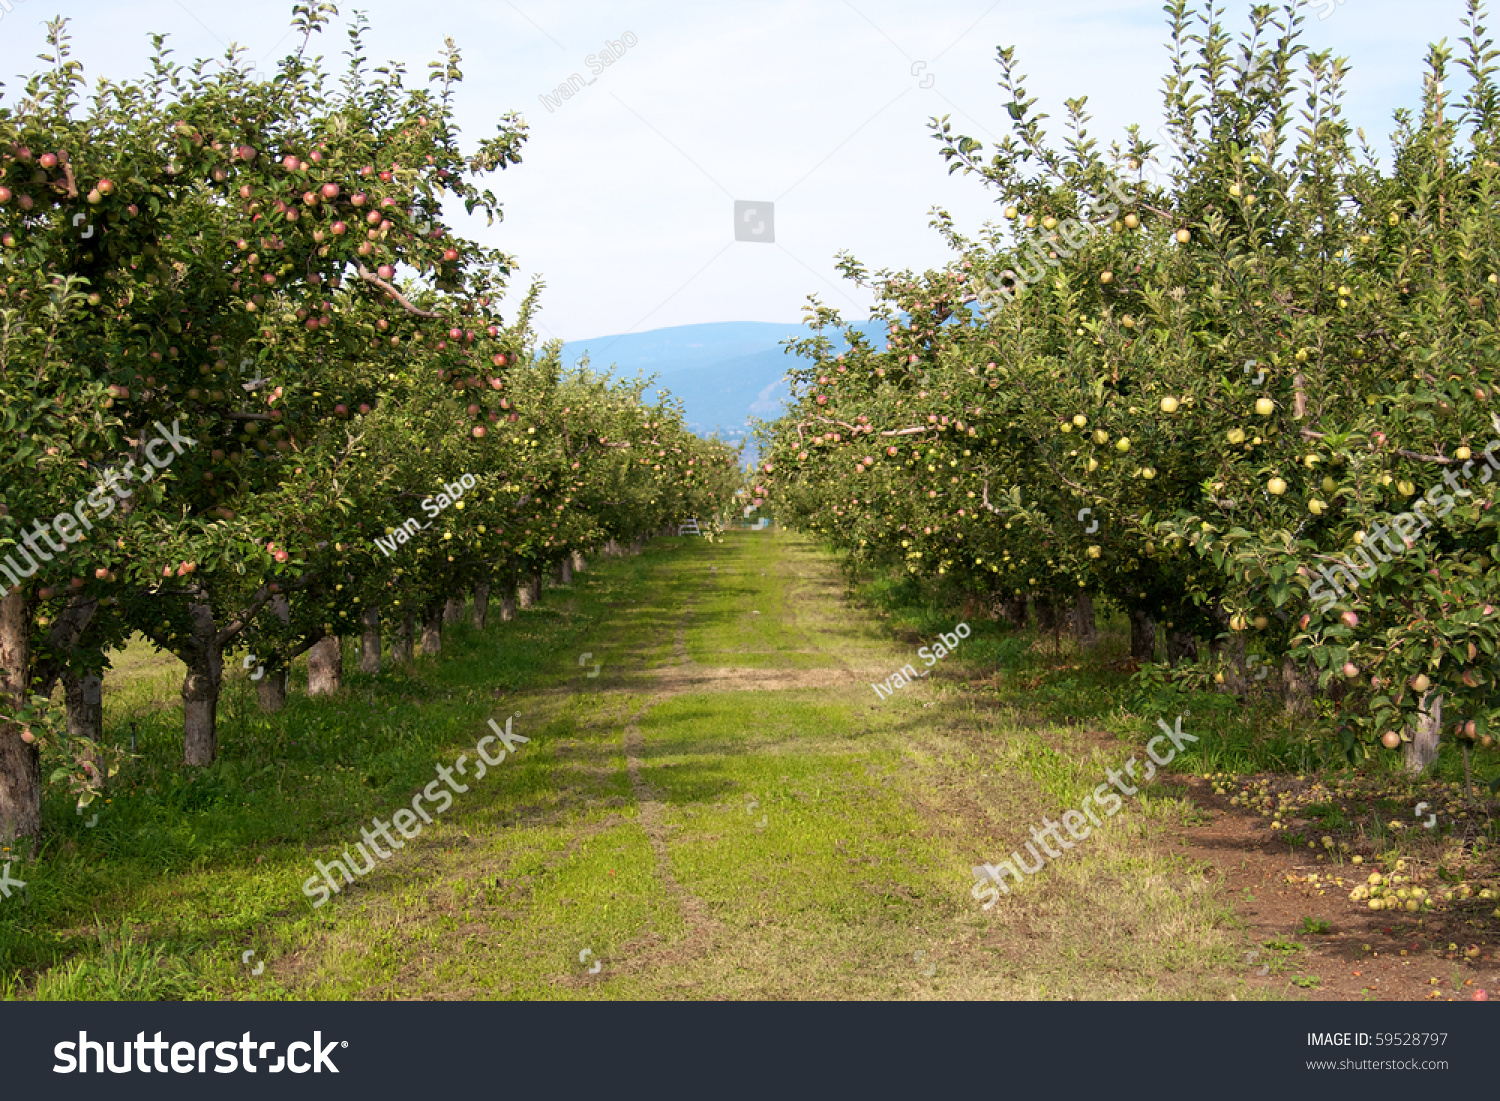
[558,321,886,454]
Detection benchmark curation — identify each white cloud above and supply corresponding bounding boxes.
[5,0,1458,342]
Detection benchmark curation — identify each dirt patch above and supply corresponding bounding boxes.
[1171,775,1498,1001]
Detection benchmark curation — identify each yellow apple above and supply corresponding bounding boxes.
[1073,414,1088,427]
[1115,437,1131,452]
[1042,215,1058,230]
[1004,205,1018,219]
[1160,396,1179,413]
[1267,476,1288,495]
[1100,271,1113,284]
[1086,545,1101,558]
[1124,213,1140,229]
[1322,476,1337,493]
[1176,228,1191,244]
[1381,731,1401,749]
[1252,615,1269,629]
[1229,183,1242,198]
[1309,499,1325,514]
[1227,427,1246,444]
[1255,397,1275,415]
[1412,673,1430,693]
[1456,446,1472,460]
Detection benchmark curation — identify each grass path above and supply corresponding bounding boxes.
[6,530,1264,1000]
[265,530,1250,1000]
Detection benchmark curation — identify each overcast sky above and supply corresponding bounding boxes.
[0,1,1464,345]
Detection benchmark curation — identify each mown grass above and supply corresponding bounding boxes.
[3,531,1359,1002]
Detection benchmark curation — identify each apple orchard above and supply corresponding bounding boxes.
[756,2,1500,785]
[0,7,739,847]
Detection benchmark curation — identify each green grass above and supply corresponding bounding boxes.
[2,531,1312,1001]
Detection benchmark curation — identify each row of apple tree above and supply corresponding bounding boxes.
[0,6,740,846]
[755,0,1500,778]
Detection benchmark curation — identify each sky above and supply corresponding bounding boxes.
[0,0,1467,346]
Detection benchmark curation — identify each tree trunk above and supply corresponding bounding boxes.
[1127,607,1156,664]
[1071,593,1096,644]
[519,573,541,609]
[1164,630,1199,666]
[500,583,517,621]
[391,609,415,665]
[1404,691,1442,774]
[259,592,292,713]
[605,539,623,557]
[996,594,1028,628]
[630,536,645,555]
[63,669,103,744]
[307,634,343,696]
[422,601,443,655]
[1033,596,1060,634]
[182,600,224,767]
[443,596,464,625]
[257,669,288,714]
[1281,654,1315,717]
[571,550,588,574]
[558,559,573,585]
[0,588,39,848]
[359,605,381,674]
[472,583,489,629]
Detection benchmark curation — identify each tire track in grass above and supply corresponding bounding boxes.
[616,601,719,971]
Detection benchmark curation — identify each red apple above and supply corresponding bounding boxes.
[358,403,371,415]
[351,192,367,206]
[320,182,340,200]
[330,221,347,235]
[472,425,486,437]
[274,550,288,563]
[377,264,394,280]
[443,248,458,262]
[1341,610,1359,628]
[39,152,57,169]
[237,145,257,162]
[334,403,349,417]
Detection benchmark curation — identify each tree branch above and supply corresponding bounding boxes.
[356,264,439,318]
